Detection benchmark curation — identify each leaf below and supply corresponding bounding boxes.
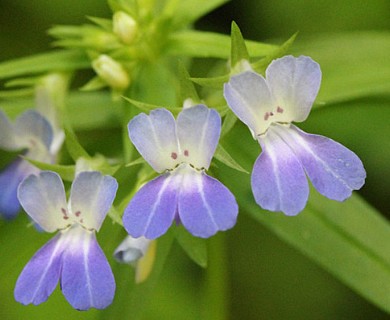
[166,30,277,59]
[221,109,238,137]
[107,206,123,226]
[220,122,390,313]
[0,50,89,80]
[24,158,75,181]
[175,226,208,268]
[166,0,229,29]
[100,229,175,320]
[230,21,249,68]
[292,31,390,104]
[214,144,248,174]
[190,74,230,89]
[64,128,91,162]
[125,157,146,167]
[178,61,200,104]
[251,32,298,73]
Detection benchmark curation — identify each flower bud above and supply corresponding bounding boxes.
[92,54,130,90]
[113,11,138,45]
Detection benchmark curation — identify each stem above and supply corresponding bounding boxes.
[202,233,229,320]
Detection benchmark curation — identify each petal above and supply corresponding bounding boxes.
[224,71,273,135]
[280,125,366,201]
[61,227,115,310]
[266,55,321,122]
[178,169,238,238]
[14,233,63,305]
[0,158,38,219]
[123,173,178,239]
[0,109,19,150]
[128,108,179,172]
[17,171,68,232]
[252,126,309,215]
[113,235,151,264]
[177,105,221,169]
[14,110,53,150]
[70,171,118,231]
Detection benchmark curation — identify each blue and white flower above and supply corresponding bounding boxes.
[14,171,118,310]
[224,55,366,215]
[0,110,53,219]
[123,105,238,239]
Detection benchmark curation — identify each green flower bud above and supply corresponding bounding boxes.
[92,55,130,90]
[113,11,138,45]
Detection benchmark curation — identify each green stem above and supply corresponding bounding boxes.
[202,233,229,320]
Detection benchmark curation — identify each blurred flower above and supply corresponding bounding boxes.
[14,171,118,310]
[0,110,53,219]
[92,54,130,90]
[224,55,366,215]
[123,105,238,239]
[113,11,138,45]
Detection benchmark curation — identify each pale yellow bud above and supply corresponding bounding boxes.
[92,55,130,89]
[113,11,138,45]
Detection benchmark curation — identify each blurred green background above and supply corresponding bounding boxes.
[0,0,389,319]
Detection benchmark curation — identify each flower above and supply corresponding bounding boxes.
[223,55,366,215]
[123,105,238,239]
[14,171,118,310]
[0,110,53,219]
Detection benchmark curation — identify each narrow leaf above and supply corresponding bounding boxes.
[252,33,298,73]
[220,123,390,313]
[231,21,249,68]
[64,128,91,162]
[214,144,248,173]
[166,30,277,59]
[0,50,89,80]
[23,158,75,181]
[221,109,238,137]
[178,61,200,104]
[175,226,208,268]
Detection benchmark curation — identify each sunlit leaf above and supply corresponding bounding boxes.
[0,50,89,80]
[24,158,75,181]
[166,30,277,59]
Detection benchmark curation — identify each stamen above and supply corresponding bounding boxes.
[270,112,274,116]
[61,207,69,220]
[171,152,178,160]
[264,112,270,121]
[277,106,284,113]
[184,150,189,157]
[75,211,81,217]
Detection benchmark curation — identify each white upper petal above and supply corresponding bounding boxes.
[128,109,179,172]
[266,55,321,122]
[17,171,69,232]
[177,105,221,169]
[224,71,273,135]
[0,110,19,150]
[70,171,118,231]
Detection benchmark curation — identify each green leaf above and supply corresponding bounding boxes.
[251,32,298,73]
[123,96,182,114]
[178,61,200,104]
[167,0,229,29]
[292,31,390,104]
[220,123,390,313]
[221,109,238,137]
[87,16,113,31]
[125,156,146,167]
[175,226,208,268]
[230,21,249,68]
[190,74,230,89]
[214,144,248,174]
[80,76,107,91]
[166,30,277,59]
[64,128,91,162]
[0,50,89,80]
[24,158,75,181]
[107,206,123,226]
[101,229,175,320]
